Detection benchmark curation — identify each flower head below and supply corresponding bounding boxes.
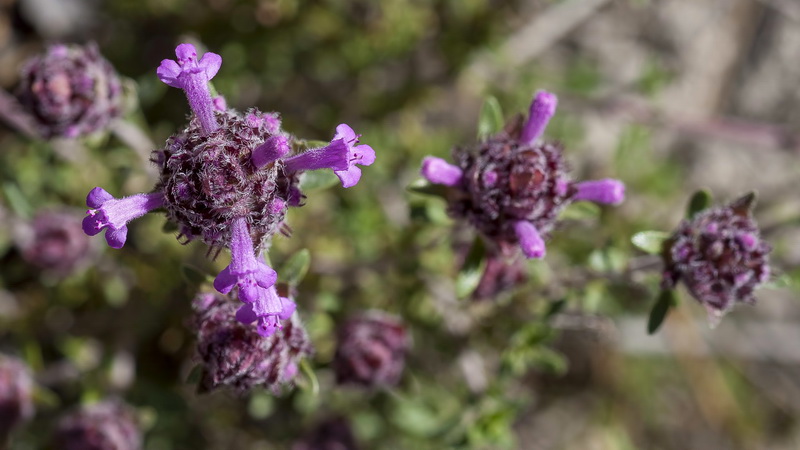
[419,90,625,259]
[662,193,771,323]
[17,43,123,138]
[53,400,141,450]
[192,292,313,393]
[17,210,91,275]
[0,355,34,440]
[83,43,376,336]
[333,312,409,388]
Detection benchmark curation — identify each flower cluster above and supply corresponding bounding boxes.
[82,43,375,337]
[192,292,312,393]
[53,400,141,450]
[16,210,91,276]
[661,194,771,321]
[420,91,624,259]
[0,355,34,440]
[333,312,409,388]
[17,43,123,139]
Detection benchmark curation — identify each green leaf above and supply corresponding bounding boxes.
[181,264,210,285]
[407,179,451,200]
[559,201,601,221]
[299,169,340,192]
[477,96,504,140]
[185,364,203,384]
[631,231,670,255]
[647,289,677,334]
[280,249,311,286]
[2,182,32,219]
[686,189,712,219]
[456,237,486,298]
[544,298,567,319]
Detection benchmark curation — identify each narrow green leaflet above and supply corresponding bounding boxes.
[407,179,451,200]
[686,188,712,219]
[456,237,487,298]
[631,230,670,255]
[647,289,677,334]
[280,248,311,287]
[181,264,211,285]
[559,201,601,221]
[477,96,504,140]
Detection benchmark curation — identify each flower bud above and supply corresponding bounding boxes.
[192,292,313,393]
[18,43,123,138]
[53,400,141,450]
[662,194,771,321]
[333,312,409,388]
[0,355,35,439]
[17,210,91,275]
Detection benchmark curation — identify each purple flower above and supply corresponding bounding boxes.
[83,43,377,337]
[333,312,409,388]
[157,43,221,134]
[14,43,123,139]
[283,124,375,188]
[213,217,295,337]
[53,400,141,450]
[662,193,771,323]
[0,355,34,440]
[82,188,164,249]
[17,210,91,276]
[192,292,313,393]
[419,90,625,260]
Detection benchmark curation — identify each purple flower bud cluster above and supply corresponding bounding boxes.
[292,417,360,450]
[17,210,91,276]
[661,194,771,321]
[82,43,376,337]
[17,43,123,139]
[420,91,624,259]
[333,312,409,388]
[53,400,141,450]
[192,292,313,393]
[0,355,35,439]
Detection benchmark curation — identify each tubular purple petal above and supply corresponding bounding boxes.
[252,135,291,168]
[514,221,546,259]
[520,90,558,144]
[82,190,163,249]
[420,156,463,186]
[573,179,625,205]
[157,43,221,135]
[283,139,349,173]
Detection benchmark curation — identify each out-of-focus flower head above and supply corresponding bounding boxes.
[333,312,409,388]
[0,355,35,440]
[420,90,624,260]
[53,400,141,450]
[82,43,376,337]
[192,292,313,393]
[17,43,123,139]
[291,417,360,450]
[661,193,771,323]
[16,209,92,276]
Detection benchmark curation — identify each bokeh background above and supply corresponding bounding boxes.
[1,0,800,448]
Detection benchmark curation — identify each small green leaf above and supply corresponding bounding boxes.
[647,289,677,334]
[162,220,179,233]
[181,264,210,285]
[559,201,601,221]
[686,189,713,219]
[544,299,567,319]
[299,169,339,192]
[32,385,60,408]
[185,364,203,384]
[280,249,311,286]
[477,96,504,140]
[407,179,451,200]
[2,182,32,219]
[456,237,486,298]
[631,231,670,255]
[298,359,319,396]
